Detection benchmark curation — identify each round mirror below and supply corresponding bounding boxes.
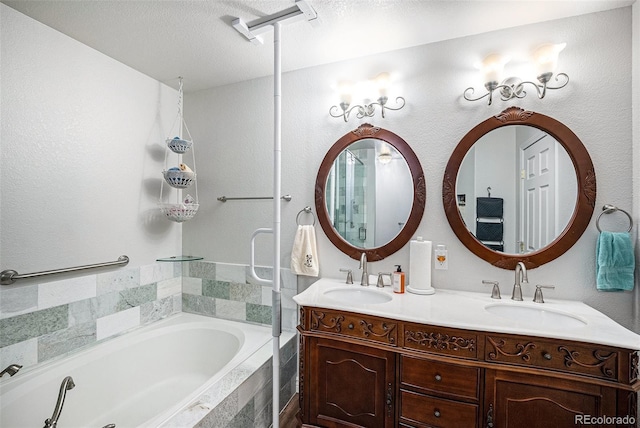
[316,124,426,261]
[443,107,596,269]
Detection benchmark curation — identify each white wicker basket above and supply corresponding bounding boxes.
[159,203,199,222]
[163,170,195,188]
[166,137,192,154]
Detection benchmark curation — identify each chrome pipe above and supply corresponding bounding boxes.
[217,194,292,202]
[1,256,129,285]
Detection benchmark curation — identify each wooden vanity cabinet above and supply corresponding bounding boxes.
[298,307,639,428]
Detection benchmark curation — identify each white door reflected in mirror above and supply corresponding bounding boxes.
[456,125,577,255]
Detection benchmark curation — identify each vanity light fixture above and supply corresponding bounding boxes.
[464,43,569,105]
[330,72,406,122]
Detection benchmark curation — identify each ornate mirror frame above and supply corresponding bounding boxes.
[315,124,426,261]
[443,107,596,270]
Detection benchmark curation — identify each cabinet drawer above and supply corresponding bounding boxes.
[485,334,619,381]
[309,309,398,346]
[400,355,479,401]
[403,322,478,359]
[400,389,478,428]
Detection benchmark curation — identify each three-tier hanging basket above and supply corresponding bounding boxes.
[158,78,199,223]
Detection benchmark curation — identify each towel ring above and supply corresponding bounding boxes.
[596,204,633,233]
[296,206,315,226]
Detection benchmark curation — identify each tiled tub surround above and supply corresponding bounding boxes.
[182,261,299,332]
[0,262,182,370]
[1,312,297,428]
[0,259,300,427]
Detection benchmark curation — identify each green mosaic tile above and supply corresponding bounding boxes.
[187,261,216,279]
[202,279,230,299]
[0,305,68,348]
[246,303,272,325]
[182,293,216,316]
[115,283,157,311]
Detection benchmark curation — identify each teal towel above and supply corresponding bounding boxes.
[596,231,635,291]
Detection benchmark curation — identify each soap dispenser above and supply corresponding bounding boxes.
[393,265,405,294]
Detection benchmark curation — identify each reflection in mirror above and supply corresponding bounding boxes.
[324,140,413,248]
[456,126,577,254]
[316,124,425,261]
[443,107,595,270]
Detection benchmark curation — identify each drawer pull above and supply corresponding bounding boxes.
[434,374,442,381]
[543,352,552,360]
[434,410,441,418]
[348,323,354,330]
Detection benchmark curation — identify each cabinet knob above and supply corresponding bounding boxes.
[434,374,442,381]
[434,410,441,418]
[348,323,354,330]
[543,352,552,360]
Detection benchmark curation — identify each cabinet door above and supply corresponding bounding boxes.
[309,337,395,428]
[485,369,617,428]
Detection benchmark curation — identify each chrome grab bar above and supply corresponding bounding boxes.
[217,194,292,202]
[1,255,129,285]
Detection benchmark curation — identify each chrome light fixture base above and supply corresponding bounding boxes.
[464,72,569,105]
[330,96,406,122]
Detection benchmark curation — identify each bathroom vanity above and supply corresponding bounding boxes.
[294,279,640,428]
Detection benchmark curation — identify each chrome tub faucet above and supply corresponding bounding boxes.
[512,261,528,301]
[0,364,22,378]
[43,376,75,428]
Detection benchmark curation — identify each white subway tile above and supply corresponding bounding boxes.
[96,306,140,340]
[38,276,97,310]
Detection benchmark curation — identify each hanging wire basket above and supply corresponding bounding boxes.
[163,169,195,188]
[166,137,192,154]
[159,203,199,223]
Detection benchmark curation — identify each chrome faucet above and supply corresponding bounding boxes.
[359,253,369,286]
[512,261,528,301]
[43,376,75,428]
[0,364,22,378]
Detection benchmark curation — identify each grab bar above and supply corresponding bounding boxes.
[1,255,129,285]
[217,194,292,202]
[250,228,273,286]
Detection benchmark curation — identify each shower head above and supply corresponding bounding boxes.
[232,0,318,45]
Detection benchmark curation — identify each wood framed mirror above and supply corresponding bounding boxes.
[315,124,426,261]
[443,107,596,269]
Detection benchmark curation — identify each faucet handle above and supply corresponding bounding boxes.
[482,280,501,299]
[376,272,393,288]
[339,268,353,284]
[533,284,555,303]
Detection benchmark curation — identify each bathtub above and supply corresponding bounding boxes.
[0,313,289,428]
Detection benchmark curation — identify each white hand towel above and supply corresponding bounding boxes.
[291,225,319,277]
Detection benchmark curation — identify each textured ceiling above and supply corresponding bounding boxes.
[2,0,634,92]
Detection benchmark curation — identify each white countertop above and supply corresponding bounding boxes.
[293,278,640,350]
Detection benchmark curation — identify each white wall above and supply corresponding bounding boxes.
[184,8,637,330]
[0,4,181,273]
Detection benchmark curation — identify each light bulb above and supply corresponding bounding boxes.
[533,42,566,78]
[481,53,510,86]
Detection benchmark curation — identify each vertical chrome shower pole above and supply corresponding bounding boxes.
[272,21,282,428]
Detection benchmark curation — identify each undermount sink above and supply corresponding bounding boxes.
[485,303,587,329]
[323,287,393,305]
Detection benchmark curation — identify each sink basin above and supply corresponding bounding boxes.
[485,303,587,329]
[323,287,393,305]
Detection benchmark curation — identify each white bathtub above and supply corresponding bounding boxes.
[0,313,276,428]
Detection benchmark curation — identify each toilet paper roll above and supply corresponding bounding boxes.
[407,238,435,295]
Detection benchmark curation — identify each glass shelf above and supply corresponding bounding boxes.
[156,255,204,262]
